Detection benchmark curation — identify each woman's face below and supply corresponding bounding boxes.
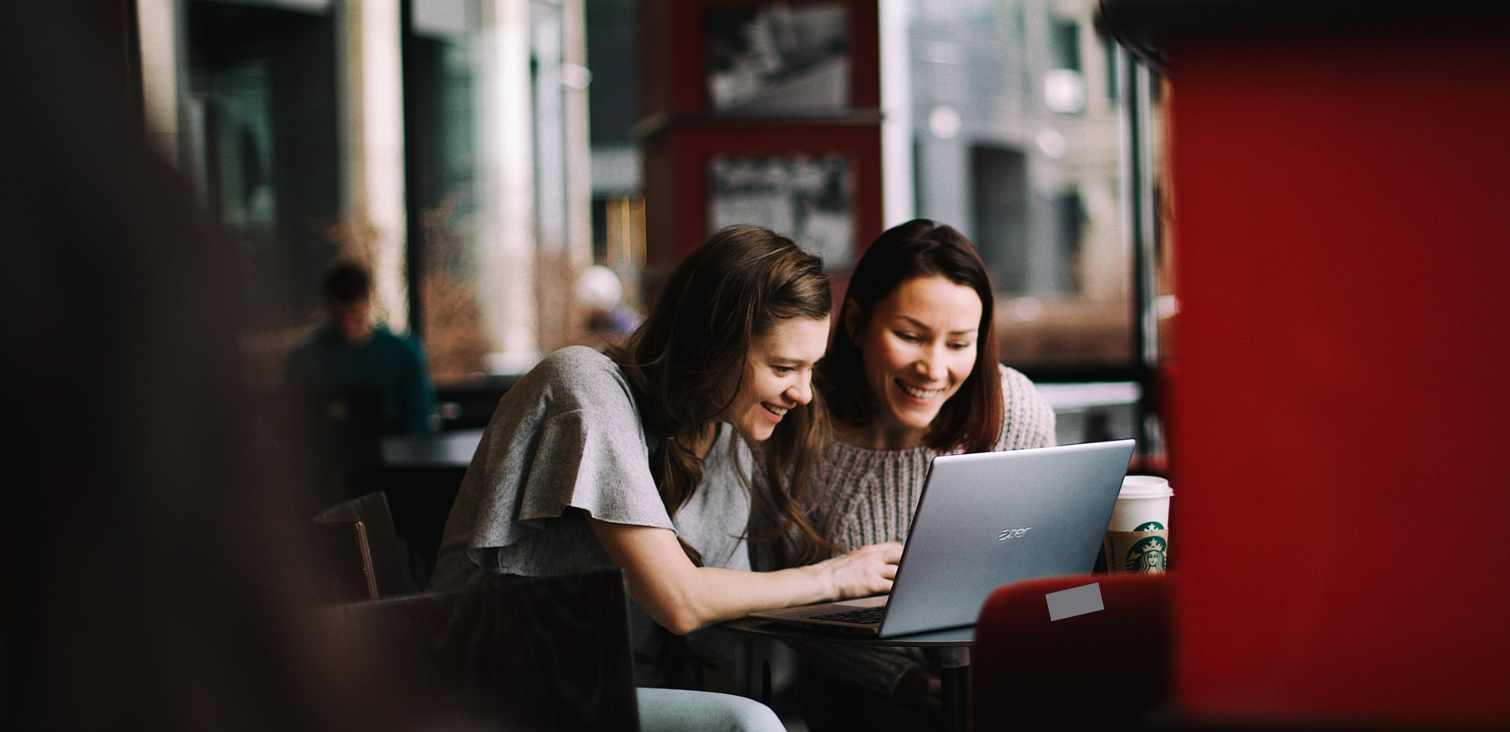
[851,275,982,446]
[723,315,831,443]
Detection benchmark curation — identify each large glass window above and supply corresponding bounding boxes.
[404,0,490,381]
[181,0,570,390]
[183,0,340,369]
[909,0,1131,373]
[170,0,1164,439]
[404,0,583,382]
[584,0,647,312]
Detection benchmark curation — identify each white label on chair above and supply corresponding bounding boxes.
[1045,583,1104,621]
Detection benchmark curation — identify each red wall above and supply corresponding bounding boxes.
[1169,33,1510,725]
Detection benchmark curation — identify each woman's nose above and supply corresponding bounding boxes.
[787,373,813,405]
[915,350,946,381]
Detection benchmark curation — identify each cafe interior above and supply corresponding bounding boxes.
[9,1,1510,730]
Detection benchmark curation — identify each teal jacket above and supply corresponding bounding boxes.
[283,324,437,434]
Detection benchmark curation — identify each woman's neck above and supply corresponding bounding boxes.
[835,419,925,451]
[684,423,719,459]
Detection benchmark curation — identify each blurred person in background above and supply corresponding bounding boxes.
[574,263,642,347]
[284,260,438,435]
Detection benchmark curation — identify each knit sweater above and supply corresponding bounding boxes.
[799,364,1056,695]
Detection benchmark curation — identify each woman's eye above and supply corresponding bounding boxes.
[948,341,972,350]
[772,366,794,375]
[895,332,920,342]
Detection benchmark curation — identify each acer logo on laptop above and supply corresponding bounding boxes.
[996,527,1033,542]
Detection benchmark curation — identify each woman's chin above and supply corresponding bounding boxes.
[737,422,775,444]
[886,403,940,432]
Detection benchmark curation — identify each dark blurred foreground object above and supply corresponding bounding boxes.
[1098,1,1510,727]
[320,570,640,731]
[973,574,1171,729]
[314,492,418,602]
[2,4,422,729]
[1095,0,1510,71]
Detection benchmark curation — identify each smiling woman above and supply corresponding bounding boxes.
[850,274,984,448]
[786,219,1057,732]
[724,316,829,444]
[429,226,903,728]
[823,220,1028,456]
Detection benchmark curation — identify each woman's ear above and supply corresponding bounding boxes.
[842,298,862,343]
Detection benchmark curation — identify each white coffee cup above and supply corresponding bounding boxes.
[1104,476,1173,574]
[1108,475,1173,532]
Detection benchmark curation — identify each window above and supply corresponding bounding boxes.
[182,0,341,384]
[1051,17,1080,72]
[909,0,1132,373]
[404,0,491,381]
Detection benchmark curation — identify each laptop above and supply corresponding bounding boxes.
[748,439,1136,637]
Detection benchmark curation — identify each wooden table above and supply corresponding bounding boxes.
[721,617,974,732]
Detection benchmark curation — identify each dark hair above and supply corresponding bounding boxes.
[609,226,832,564]
[322,260,371,305]
[820,219,1004,453]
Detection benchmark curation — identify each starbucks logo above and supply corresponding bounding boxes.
[1134,521,1165,531]
[1125,535,1167,573]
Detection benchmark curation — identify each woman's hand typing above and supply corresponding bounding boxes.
[815,542,903,600]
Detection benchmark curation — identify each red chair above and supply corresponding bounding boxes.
[973,573,1172,728]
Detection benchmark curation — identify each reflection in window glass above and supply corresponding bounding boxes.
[184,0,340,343]
[1152,74,1173,365]
[406,0,491,381]
[909,0,1130,370]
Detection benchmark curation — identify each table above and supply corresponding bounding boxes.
[721,617,975,732]
[381,428,483,468]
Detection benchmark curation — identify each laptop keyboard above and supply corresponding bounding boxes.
[812,606,886,625]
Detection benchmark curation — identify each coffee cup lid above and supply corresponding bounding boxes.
[1119,475,1173,499]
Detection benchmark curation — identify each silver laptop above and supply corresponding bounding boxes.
[749,440,1136,637]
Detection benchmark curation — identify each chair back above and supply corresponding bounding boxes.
[973,573,1172,728]
[315,492,416,599]
[313,519,380,601]
[322,570,639,731]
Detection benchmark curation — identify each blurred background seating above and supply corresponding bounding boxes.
[314,491,418,601]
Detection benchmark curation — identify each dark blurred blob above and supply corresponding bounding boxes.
[2,5,412,730]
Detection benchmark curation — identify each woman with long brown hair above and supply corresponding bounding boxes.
[791,219,1057,731]
[432,225,901,728]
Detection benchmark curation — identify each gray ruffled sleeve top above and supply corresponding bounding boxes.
[431,346,752,592]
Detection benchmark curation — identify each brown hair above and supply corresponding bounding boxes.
[820,219,1004,453]
[609,226,832,564]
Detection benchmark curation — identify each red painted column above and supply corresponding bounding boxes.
[1169,33,1510,725]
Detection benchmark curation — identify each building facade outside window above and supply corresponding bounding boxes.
[910,0,1147,372]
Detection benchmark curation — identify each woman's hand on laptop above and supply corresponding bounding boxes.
[816,542,902,600]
